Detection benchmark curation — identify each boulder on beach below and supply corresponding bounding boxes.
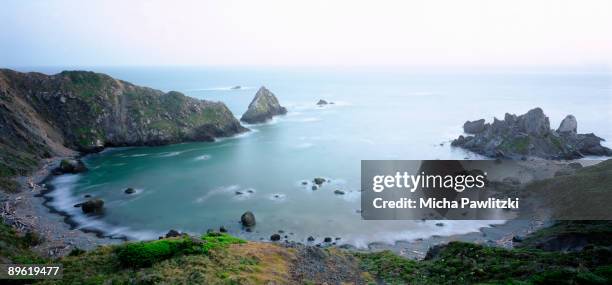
[316,99,328,105]
[58,159,87,174]
[451,108,612,159]
[240,87,287,124]
[241,211,256,227]
[81,198,104,214]
[270,234,281,241]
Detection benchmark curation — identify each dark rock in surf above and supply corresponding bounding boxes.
[81,198,104,214]
[270,234,281,241]
[240,87,287,124]
[313,177,326,185]
[334,190,345,195]
[124,188,135,194]
[241,211,256,227]
[165,229,181,238]
[316,99,328,105]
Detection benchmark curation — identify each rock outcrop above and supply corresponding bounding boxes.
[463,119,486,134]
[0,69,247,188]
[451,108,612,159]
[316,99,328,105]
[557,115,577,134]
[240,87,287,124]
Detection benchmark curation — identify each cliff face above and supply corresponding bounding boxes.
[0,69,247,188]
[240,87,287,124]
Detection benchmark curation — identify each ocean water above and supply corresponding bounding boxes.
[34,67,611,247]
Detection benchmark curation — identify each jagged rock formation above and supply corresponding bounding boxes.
[451,108,612,159]
[0,69,247,188]
[240,87,287,124]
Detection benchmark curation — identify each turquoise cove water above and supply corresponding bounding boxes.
[37,67,611,247]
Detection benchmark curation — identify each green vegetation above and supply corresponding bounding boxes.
[0,223,47,264]
[116,233,245,268]
[500,136,530,154]
[0,221,611,284]
[359,240,612,284]
[201,232,247,253]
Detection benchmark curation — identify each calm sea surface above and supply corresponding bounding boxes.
[27,67,611,247]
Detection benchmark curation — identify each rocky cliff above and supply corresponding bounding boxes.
[0,69,247,190]
[452,107,612,159]
[240,87,287,124]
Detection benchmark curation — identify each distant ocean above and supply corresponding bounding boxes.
[23,66,611,247]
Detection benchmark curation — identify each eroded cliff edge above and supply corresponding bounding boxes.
[0,69,247,190]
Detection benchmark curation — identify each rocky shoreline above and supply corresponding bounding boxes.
[0,157,121,258]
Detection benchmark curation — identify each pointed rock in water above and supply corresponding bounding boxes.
[316,99,328,105]
[240,87,287,124]
[557,115,577,134]
[241,211,256,227]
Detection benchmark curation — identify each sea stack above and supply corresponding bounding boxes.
[240,87,287,124]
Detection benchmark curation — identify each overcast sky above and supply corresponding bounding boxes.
[1,0,611,68]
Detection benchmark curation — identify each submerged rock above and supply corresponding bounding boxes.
[81,198,104,214]
[241,211,256,227]
[231,85,241,90]
[334,190,345,195]
[240,87,287,124]
[451,108,612,159]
